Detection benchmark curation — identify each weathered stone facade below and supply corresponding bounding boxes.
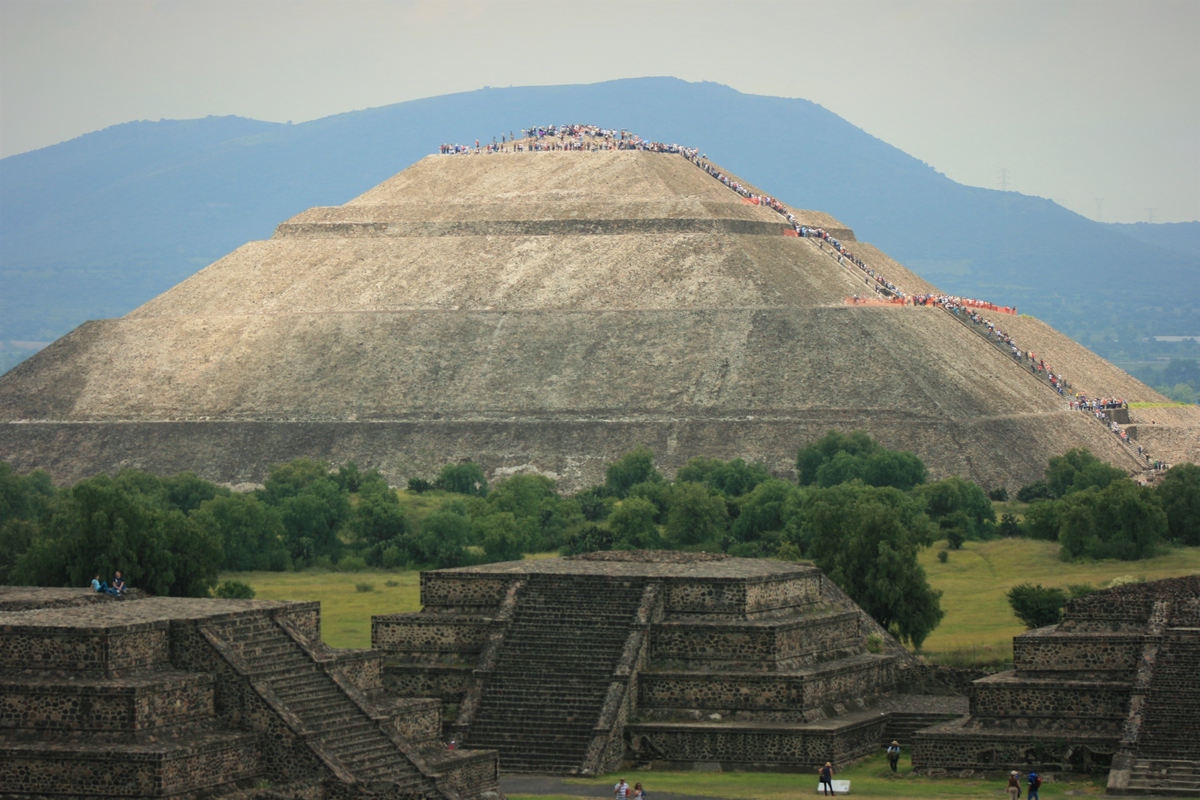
[373,552,962,775]
[0,588,503,799]
[914,576,1200,796]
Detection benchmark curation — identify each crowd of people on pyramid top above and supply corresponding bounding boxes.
[437,124,698,157]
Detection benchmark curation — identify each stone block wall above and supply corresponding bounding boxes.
[0,671,214,733]
[970,676,1130,730]
[650,611,861,670]
[1012,629,1142,677]
[0,623,170,672]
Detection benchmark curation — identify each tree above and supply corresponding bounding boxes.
[348,488,410,566]
[798,483,943,648]
[676,457,770,497]
[608,497,660,550]
[260,458,333,505]
[560,523,614,556]
[732,479,799,543]
[415,510,472,568]
[604,447,662,498]
[473,512,526,563]
[278,479,350,564]
[1157,463,1200,546]
[663,482,729,548]
[192,493,288,572]
[1059,479,1166,561]
[11,474,221,597]
[436,462,489,496]
[916,477,996,541]
[1007,583,1067,628]
[1045,448,1125,499]
[797,430,926,491]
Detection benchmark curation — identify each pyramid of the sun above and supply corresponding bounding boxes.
[0,147,1195,488]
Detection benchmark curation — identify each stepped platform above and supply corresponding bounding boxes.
[0,591,503,799]
[911,576,1200,792]
[374,552,966,775]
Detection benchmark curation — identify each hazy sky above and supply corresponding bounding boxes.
[1,0,1196,223]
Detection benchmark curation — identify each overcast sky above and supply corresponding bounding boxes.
[1,0,1196,223]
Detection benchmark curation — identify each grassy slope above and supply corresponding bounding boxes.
[227,540,1200,655]
[918,538,1200,664]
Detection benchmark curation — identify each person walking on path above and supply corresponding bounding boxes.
[1027,771,1041,800]
[632,782,645,800]
[819,762,835,796]
[613,778,629,800]
[886,740,901,772]
[1007,770,1022,799]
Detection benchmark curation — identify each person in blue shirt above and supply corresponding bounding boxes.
[1027,771,1041,800]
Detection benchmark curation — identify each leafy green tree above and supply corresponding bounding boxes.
[916,477,996,541]
[560,523,614,555]
[604,447,663,498]
[348,488,410,566]
[1022,500,1061,541]
[1017,480,1055,503]
[192,493,288,572]
[628,480,671,524]
[1045,448,1126,498]
[1059,479,1166,561]
[998,513,1021,538]
[0,464,55,584]
[12,474,221,596]
[663,482,729,548]
[1007,583,1067,628]
[573,486,614,522]
[608,497,660,549]
[473,512,526,562]
[1157,463,1200,546]
[436,462,489,497]
[415,510,472,568]
[161,472,226,515]
[676,457,770,497]
[260,458,332,505]
[798,483,942,648]
[797,430,926,491]
[278,479,350,564]
[732,479,800,543]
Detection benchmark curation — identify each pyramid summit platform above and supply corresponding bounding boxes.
[1,138,1194,487]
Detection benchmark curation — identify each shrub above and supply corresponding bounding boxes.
[987,487,1009,501]
[1017,481,1055,503]
[435,462,488,497]
[937,549,949,563]
[945,529,965,550]
[354,582,374,593]
[337,555,368,572]
[604,447,663,498]
[1007,583,1067,628]
[384,579,400,587]
[213,580,256,599]
[774,542,803,562]
[998,512,1021,538]
[406,477,434,494]
[866,633,884,653]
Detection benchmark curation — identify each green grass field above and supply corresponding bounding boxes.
[512,753,1107,798]
[917,538,1200,665]
[229,568,421,648]
[226,540,1200,656]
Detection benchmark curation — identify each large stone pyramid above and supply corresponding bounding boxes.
[1,143,1194,488]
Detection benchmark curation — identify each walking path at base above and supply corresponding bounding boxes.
[500,774,742,800]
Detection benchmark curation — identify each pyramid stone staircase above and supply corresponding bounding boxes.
[461,573,650,772]
[374,553,932,774]
[0,589,503,800]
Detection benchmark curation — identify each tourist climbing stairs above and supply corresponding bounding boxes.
[207,614,436,793]
[465,572,649,773]
[1127,629,1200,795]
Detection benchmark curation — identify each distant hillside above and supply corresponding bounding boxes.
[1108,221,1200,261]
[2,77,1196,374]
